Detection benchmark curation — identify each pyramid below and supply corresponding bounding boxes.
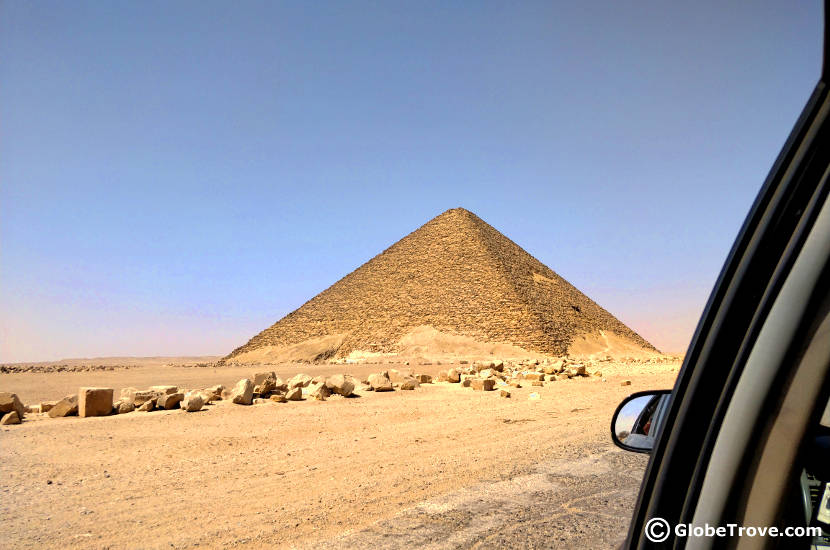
[222,208,656,364]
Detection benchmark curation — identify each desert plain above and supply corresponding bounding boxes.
[0,355,680,549]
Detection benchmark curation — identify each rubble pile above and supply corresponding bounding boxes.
[1,356,609,426]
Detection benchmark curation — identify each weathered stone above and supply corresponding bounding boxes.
[78,387,114,418]
[200,385,224,403]
[0,392,26,421]
[1,410,21,425]
[532,380,543,387]
[523,372,545,382]
[137,399,155,412]
[388,369,414,383]
[157,392,184,410]
[149,385,178,395]
[181,393,204,412]
[307,382,331,401]
[325,374,355,397]
[500,389,511,398]
[471,379,495,391]
[124,389,159,406]
[621,380,632,386]
[447,369,461,383]
[119,387,140,401]
[284,387,303,401]
[461,379,472,387]
[231,379,254,405]
[253,398,271,405]
[252,371,277,386]
[48,395,79,418]
[437,370,449,382]
[400,377,420,390]
[416,374,432,384]
[568,365,587,377]
[367,372,393,392]
[493,360,504,372]
[40,401,56,413]
[312,375,327,385]
[509,381,522,388]
[116,401,135,414]
[270,394,287,403]
[287,373,312,389]
[253,372,280,395]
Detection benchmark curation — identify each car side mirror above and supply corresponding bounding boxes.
[611,390,672,454]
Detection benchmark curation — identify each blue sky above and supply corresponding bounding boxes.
[0,1,823,362]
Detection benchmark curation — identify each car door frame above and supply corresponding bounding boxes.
[624,3,830,547]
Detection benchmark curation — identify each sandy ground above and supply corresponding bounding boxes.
[1,360,679,549]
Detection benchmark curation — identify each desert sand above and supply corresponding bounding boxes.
[0,357,680,549]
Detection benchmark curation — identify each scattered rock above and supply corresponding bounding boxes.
[367,372,393,392]
[621,380,632,386]
[253,372,281,395]
[325,374,355,397]
[287,374,313,389]
[116,401,135,414]
[181,393,204,412]
[40,401,56,413]
[79,388,114,418]
[203,385,225,402]
[532,380,543,387]
[416,374,432,384]
[124,389,160,406]
[500,389,511,398]
[157,392,184,410]
[137,399,155,412]
[253,371,276,386]
[523,373,545,382]
[388,369,414,383]
[284,387,303,401]
[447,369,461,383]
[231,379,254,405]
[1,410,21,425]
[149,385,178,395]
[399,377,420,390]
[471,379,495,391]
[48,395,79,418]
[270,394,287,403]
[308,382,331,401]
[0,392,26,422]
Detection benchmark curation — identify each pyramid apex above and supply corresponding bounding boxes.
[433,207,477,220]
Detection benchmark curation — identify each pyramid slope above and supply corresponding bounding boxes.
[223,208,656,362]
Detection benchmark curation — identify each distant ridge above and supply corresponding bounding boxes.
[222,208,656,363]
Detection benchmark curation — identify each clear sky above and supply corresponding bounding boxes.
[0,1,823,362]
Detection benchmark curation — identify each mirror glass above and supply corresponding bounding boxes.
[613,393,670,452]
